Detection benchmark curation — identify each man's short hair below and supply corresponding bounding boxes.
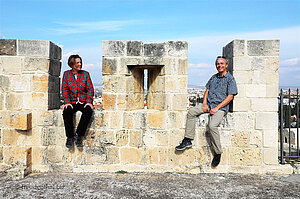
[68,55,82,67]
[215,56,228,65]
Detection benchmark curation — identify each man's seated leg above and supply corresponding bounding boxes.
[175,104,205,151]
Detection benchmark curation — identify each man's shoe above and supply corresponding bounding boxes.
[211,154,221,167]
[66,138,73,148]
[175,138,192,151]
[75,134,82,147]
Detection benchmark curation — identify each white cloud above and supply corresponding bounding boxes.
[52,20,139,35]
[84,63,101,69]
[188,63,211,68]
[281,58,299,66]
[62,49,80,60]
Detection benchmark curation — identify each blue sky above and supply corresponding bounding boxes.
[0,0,299,86]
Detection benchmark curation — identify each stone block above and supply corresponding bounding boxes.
[252,71,278,85]
[117,94,126,109]
[148,93,166,110]
[10,75,31,92]
[167,111,185,129]
[41,127,56,146]
[0,111,11,128]
[144,43,166,57]
[230,148,262,166]
[116,130,129,146]
[31,146,45,165]
[143,147,159,164]
[49,60,61,76]
[266,57,279,72]
[3,147,32,166]
[231,131,250,147]
[169,129,185,147]
[232,56,251,71]
[125,93,143,110]
[105,147,120,164]
[0,39,17,55]
[263,148,278,165]
[247,40,280,56]
[32,93,48,109]
[129,130,143,147]
[251,98,277,112]
[155,130,169,146]
[84,129,96,147]
[147,111,167,129]
[178,58,188,75]
[266,84,279,97]
[167,148,182,165]
[158,147,168,164]
[10,112,32,130]
[249,130,263,147]
[102,75,126,93]
[123,111,143,129]
[45,147,64,163]
[172,94,187,110]
[0,56,23,74]
[18,40,50,57]
[232,71,252,84]
[181,148,195,165]
[50,41,62,60]
[0,147,3,162]
[93,111,109,128]
[143,130,156,147]
[255,112,277,130]
[102,40,126,57]
[33,74,48,92]
[223,40,245,58]
[245,84,266,98]
[6,93,23,110]
[120,148,142,164]
[23,57,49,73]
[232,98,250,112]
[102,93,116,110]
[96,130,115,145]
[127,41,143,56]
[110,111,123,129]
[0,75,9,92]
[263,130,277,148]
[232,112,255,130]
[167,41,188,57]
[0,94,4,110]
[195,147,209,164]
[85,146,106,164]
[2,129,18,145]
[102,58,117,75]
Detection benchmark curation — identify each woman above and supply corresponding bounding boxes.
[62,54,94,148]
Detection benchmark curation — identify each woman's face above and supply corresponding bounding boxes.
[71,58,82,73]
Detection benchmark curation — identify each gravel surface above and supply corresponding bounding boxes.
[0,172,300,199]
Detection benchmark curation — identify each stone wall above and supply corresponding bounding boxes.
[0,39,292,178]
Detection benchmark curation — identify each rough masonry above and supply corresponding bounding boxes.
[0,39,292,179]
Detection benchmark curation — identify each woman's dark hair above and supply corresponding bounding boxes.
[68,54,82,67]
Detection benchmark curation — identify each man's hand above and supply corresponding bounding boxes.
[84,103,94,110]
[210,107,219,115]
[202,104,209,112]
[64,104,73,110]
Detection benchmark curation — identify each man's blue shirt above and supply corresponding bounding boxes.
[205,72,238,113]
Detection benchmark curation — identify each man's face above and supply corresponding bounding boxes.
[215,58,227,73]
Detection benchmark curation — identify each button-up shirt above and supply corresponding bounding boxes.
[205,72,238,112]
[61,70,94,104]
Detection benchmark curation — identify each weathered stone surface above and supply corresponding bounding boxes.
[223,40,245,58]
[49,60,61,76]
[247,40,280,56]
[0,39,17,55]
[245,84,266,97]
[230,148,262,166]
[232,98,250,112]
[0,75,9,92]
[85,146,106,164]
[18,40,50,57]
[263,130,277,147]
[147,111,167,129]
[102,40,126,57]
[105,147,119,164]
[255,112,277,130]
[10,112,32,130]
[45,147,64,163]
[6,93,23,110]
[116,130,129,146]
[232,56,251,71]
[32,93,47,109]
[172,94,187,110]
[102,93,116,110]
[102,58,117,75]
[231,131,250,147]
[155,130,168,146]
[10,75,31,92]
[41,127,56,146]
[50,42,62,60]
[3,147,32,166]
[96,130,115,145]
[127,41,143,56]
[129,130,143,147]
[144,43,166,57]
[23,57,49,73]
[263,148,278,165]
[144,148,159,164]
[178,59,188,75]
[0,56,23,74]
[251,98,277,112]
[167,41,188,57]
[120,148,142,164]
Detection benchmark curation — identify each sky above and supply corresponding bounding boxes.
[0,0,299,87]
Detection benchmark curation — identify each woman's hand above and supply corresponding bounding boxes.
[84,103,94,110]
[64,104,73,109]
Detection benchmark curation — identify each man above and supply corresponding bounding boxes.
[175,56,238,167]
